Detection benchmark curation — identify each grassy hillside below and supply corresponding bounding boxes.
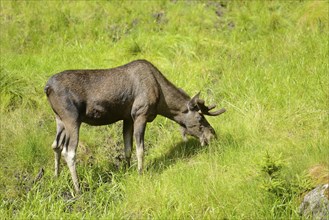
[1,0,328,219]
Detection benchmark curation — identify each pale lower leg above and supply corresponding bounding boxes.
[54,148,61,177]
[133,117,147,174]
[62,122,80,194]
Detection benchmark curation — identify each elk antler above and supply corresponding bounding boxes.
[197,99,226,116]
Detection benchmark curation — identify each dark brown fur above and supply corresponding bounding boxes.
[45,59,225,193]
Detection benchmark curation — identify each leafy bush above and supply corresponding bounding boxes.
[259,152,313,218]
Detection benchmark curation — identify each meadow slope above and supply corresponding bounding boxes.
[0,1,328,219]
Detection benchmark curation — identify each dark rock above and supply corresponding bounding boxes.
[32,167,44,184]
[61,190,74,202]
[299,184,329,220]
[215,8,224,18]
[206,1,226,18]
[228,21,235,30]
[152,11,167,24]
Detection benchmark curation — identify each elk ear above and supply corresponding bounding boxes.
[188,92,200,111]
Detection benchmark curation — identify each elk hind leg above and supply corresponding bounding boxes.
[52,116,65,177]
[61,121,81,193]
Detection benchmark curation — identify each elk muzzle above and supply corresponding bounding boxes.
[200,127,217,146]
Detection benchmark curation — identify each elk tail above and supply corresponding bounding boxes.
[44,85,52,97]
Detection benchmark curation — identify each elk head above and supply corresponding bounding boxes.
[181,93,226,146]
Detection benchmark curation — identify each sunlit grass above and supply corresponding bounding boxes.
[0,0,328,219]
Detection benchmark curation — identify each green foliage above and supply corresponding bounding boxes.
[259,152,314,218]
[0,69,37,111]
[0,0,328,219]
[260,151,284,178]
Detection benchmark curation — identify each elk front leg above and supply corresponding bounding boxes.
[133,116,147,174]
[123,119,133,169]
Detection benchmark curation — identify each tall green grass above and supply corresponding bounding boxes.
[1,0,328,219]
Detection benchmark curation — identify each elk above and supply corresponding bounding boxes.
[45,59,226,193]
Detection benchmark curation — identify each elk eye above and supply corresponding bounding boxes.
[191,106,199,111]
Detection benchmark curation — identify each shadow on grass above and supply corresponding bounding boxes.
[146,132,241,173]
[147,139,205,173]
[79,132,240,188]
